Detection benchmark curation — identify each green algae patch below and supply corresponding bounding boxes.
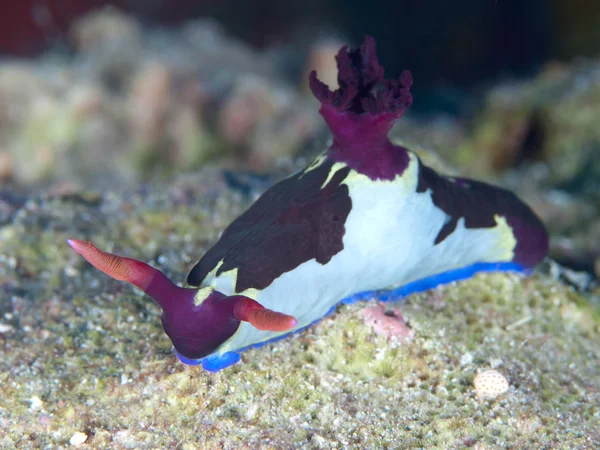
[1,181,599,449]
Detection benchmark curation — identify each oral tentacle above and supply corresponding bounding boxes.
[232,296,297,332]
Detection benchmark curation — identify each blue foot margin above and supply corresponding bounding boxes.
[177,261,527,372]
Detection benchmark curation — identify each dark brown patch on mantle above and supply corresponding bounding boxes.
[416,159,548,267]
[188,159,352,292]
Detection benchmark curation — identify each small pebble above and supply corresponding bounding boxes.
[0,323,15,334]
[490,358,503,368]
[70,432,88,446]
[64,265,79,277]
[29,396,43,410]
[460,352,473,366]
[473,369,509,399]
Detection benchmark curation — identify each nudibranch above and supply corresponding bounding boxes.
[68,36,548,372]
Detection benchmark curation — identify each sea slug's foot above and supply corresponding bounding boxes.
[200,352,241,372]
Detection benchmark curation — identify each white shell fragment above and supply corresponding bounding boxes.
[29,396,43,410]
[473,369,509,399]
[70,432,88,446]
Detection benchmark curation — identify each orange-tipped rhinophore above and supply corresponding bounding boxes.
[67,239,157,291]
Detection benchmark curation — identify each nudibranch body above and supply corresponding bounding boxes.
[69,36,548,372]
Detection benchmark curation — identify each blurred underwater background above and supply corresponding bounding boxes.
[0,0,599,276]
[0,1,599,448]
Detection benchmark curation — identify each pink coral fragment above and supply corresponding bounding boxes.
[362,303,413,341]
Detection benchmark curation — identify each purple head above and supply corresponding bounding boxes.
[309,36,413,179]
[67,239,297,362]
